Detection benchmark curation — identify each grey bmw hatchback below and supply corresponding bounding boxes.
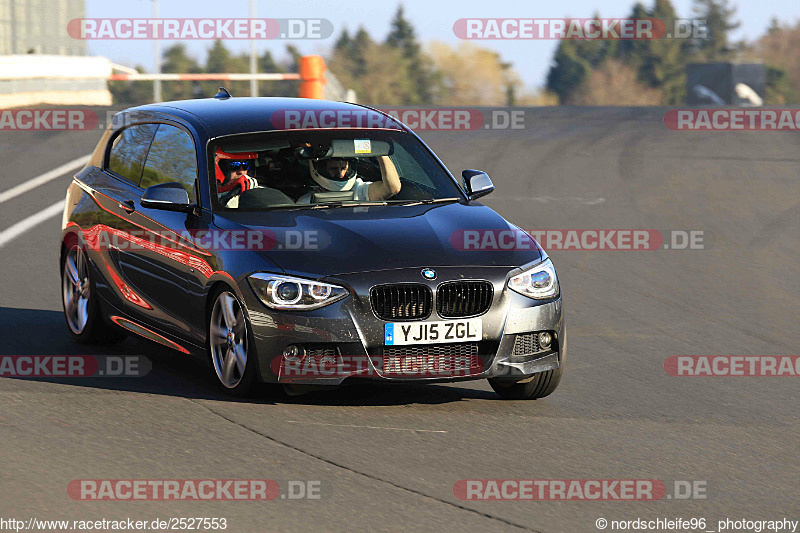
[60,93,565,399]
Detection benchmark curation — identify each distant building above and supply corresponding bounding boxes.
[686,63,765,106]
[0,0,86,56]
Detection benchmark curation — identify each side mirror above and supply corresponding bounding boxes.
[140,182,192,212]
[462,169,495,201]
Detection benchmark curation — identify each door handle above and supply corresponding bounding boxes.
[119,200,136,214]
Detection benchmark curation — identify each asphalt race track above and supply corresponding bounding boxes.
[1,106,798,532]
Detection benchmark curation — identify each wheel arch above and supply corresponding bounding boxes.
[60,230,81,266]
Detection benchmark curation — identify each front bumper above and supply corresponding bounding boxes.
[239,265,564,385]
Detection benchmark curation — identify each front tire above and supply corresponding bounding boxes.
[61,243,125,344]
[488,366,563,400]
[208,288,257,396]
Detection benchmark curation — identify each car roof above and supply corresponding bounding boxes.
[127,96,404,138]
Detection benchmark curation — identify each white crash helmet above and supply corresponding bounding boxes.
[308,158,357,192]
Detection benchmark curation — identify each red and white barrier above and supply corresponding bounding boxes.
[108,72,300,81]
[0,54,351,109]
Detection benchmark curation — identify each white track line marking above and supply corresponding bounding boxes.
[0,154,89,204]
[285,420,447,433]
[0,200,63,248]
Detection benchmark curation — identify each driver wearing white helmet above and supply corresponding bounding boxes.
[297,155,401,204]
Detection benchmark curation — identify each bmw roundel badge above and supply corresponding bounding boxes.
[421,268,437,280]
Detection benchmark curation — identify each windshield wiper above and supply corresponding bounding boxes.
[261,204,313,211]
[342,201,389,207]
[260,202,365,211]
[309,201,391,209]
[391,197,461,206]
[293,201,390,210]
[309,201,345,209]
[254,199,440,211]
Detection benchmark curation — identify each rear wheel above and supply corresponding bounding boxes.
[61,243,125,344]
[208,289,257,396]
[488,366,563,400]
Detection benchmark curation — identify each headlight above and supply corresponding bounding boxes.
[508,258,559,300]
[248,274,349,310]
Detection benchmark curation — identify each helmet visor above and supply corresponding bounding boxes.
[228,160,253,172]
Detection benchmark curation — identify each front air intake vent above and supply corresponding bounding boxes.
[370,284,432,321]
[436,280,493,318]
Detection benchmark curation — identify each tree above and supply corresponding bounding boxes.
[764,66,790,105]
[161,44,202,101]
[546,1,688,104]
[646,0,687,103]
[546,13,620,103]
[750,20,800,103]
[108,65,152,105]
[569,60,663,104]
[205,39,233,73]
[329,28,414,105]
[546,39,592,103]
[691,0,741,59]
[331,29,357,82]
[619,0,687,104]
[385,5,437,104]
[284,44,302,74]
[202,40,249,97]
[335,29,352,53]
[428,41,520,105]
[257,50,295,97]
[350,27,372,79]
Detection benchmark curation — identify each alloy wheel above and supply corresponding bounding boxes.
[209,291,249,388]
[62,245,90,334]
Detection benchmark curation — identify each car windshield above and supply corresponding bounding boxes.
[210,130,464,210]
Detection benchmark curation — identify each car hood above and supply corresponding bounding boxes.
[213,202,541,278]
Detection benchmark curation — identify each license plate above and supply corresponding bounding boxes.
[384,319,482,345]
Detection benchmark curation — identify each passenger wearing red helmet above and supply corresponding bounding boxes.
[215,148,259,207]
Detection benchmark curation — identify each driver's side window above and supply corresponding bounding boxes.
[141,124,197,203]
[107,123,158,186]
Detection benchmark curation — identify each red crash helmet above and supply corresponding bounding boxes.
[215,147,258,194]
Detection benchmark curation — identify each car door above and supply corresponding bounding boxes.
[113,122,208,342]
[91,122,159,314]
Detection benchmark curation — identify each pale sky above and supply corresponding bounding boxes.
[86,0,800,90]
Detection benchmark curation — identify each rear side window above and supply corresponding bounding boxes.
[107,124,158,185]
[140,124,197,202]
